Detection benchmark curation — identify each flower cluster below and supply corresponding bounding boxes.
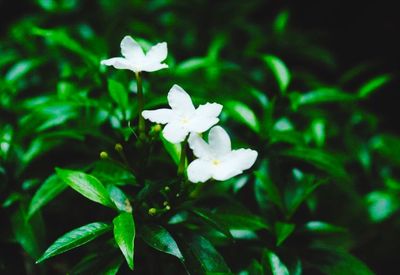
[102,36,258,183]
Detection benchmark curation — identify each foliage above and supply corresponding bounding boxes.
[0,1,398,274]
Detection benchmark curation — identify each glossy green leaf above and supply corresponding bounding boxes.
[191,208,234,239]
[263,55,291,94]
[140,224,183,260]
[262,250,290,275]
[225,100,260,133]
[303,221,347,234]
[358,74,391,98]
[273,10,290,34]
[310,248,374,275]
[254,171,284,210]
[290,88,357,110]
[280,148,349,183]
[161,135,182,165]
[108,79,128,111]
[36,222,111,263]
[215,207,269,231]
[28,174,67,218]
[107,185,132,213]
[12,206,43,258]
[366,191,399,222]
[113,212,135,270]
[55,168,114,208]
[275,222,295,246]
[178,234,231,274]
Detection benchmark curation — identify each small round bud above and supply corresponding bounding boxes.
[164,186,170,192]
[176,193,180,198]
[165,205,171,211]
[100,151,108,159]
[115,143,123,152]
[153,124,162,132]
[148,208,157,216]
[163,201,169,206]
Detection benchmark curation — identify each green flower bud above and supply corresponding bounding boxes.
[100,151,109,159]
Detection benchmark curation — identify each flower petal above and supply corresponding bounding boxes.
[162,122,188,144]
[146,42,168,63]
[188,133,212,159]
[187,103,223,133]
[167,85,195,113]
[213,149,258,181]
[120,36,145,60]
[142,109,175,124]
[187,159,213,183]
[101,57,132,70]
[196,103,223,118]
[187,117,219,133]
[208,126,231,156]
[141,62,169,72]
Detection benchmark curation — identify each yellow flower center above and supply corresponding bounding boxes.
[212,159,221,166]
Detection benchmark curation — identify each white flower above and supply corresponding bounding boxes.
[142,85,222,144]
[101,36,168,73]
[187,126,258,183]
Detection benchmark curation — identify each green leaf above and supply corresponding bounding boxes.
[254,171,284,211]
[289,88,357,110]
[263,55,291,94]
[28,174,68,218]
[215,206,269,231]
[107,185,132,213]
[275,222,295,246]
[225,100,260,133]
[273,10,290,34]
[280,148,349,183]
[113,212,135,270]
[140,224,183,260]
[32,27,98,65]
[36,222,111,263]
[262,250,290,275]
[91,160,136,186]
[365,191,399,222]
[191,208,234,240]
[108,79,128,111]
[12,206,43,258]
[358,74,391,98]
[161,135,182,165]
[370,134,400,165]
[178,234,232,274]
[55,168,114,208]
[303,221,347,234]
[310,248,374,275]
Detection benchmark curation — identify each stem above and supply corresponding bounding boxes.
[177,138,188,176]
[135,71,146,140]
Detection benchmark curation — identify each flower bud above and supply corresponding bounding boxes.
[148,208,157,216]
[115,143,123,152]
[164,186,170,192]
[165,205,171,211]
[163,201,169,206]
[153,124,162,132]
[100,151,109,159]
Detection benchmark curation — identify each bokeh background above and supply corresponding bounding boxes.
[1,0,399,274]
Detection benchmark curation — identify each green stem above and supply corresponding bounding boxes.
[135,71,146,140]
[177,138,188,176]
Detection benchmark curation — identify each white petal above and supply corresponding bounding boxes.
[146,42,168,63]
[187,117,219,133]
[187,103,223,133]
[162,122,188,144]
[208,126,231,156]
[195,103,223,118]
[167,85,195,113]
[142,109,175,124]
[120,36,145,60]
[212,149,258,181]
[187,159,213,183]
[101,57,132,70]
[188,133,212,159]
[141,62,169,72]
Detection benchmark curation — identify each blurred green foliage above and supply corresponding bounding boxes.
[1,0,399,274]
